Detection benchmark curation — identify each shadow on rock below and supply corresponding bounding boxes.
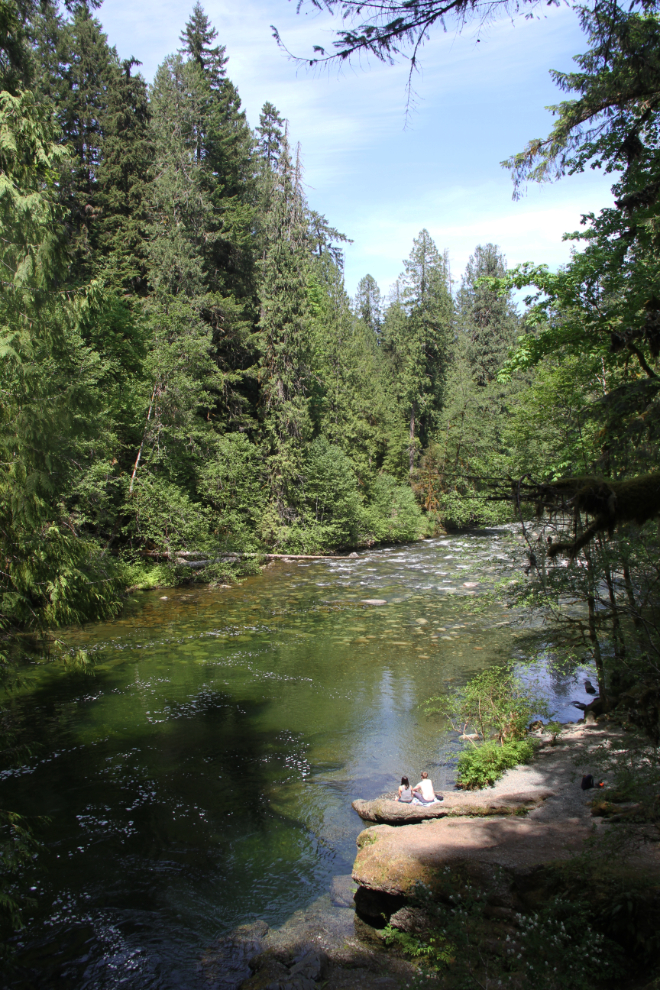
[241,941,409,990]
[200,920,269,988]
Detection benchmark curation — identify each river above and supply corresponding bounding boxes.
[1,530,595,988]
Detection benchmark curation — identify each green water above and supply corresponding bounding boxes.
[1,533,592,988]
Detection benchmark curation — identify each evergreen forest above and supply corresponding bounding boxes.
[0,0,526,630]
[1,0,660,710]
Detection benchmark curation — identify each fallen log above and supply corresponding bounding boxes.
[140,550,339,563]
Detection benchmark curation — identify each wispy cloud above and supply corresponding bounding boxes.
[100,0,613,295]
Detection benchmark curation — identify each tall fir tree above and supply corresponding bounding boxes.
[147,53,213,299]
[47,4,119,283]
[383,229,453,473]
[258,132,313,516]
[354,274,382,335]
[204,75,256,299]
[94,57,152,293]
[456,243,518,385]
[178,1,227,88]
[256,101,284,169]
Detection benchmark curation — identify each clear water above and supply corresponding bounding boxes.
[1,532,595,988]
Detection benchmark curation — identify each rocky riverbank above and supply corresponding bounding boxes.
[200,875,420,989]
[201,722,660,989]
[350,721,660,959]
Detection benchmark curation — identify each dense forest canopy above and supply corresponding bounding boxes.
[0,0,659,650]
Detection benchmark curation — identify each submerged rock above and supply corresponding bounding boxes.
[329,874,356,908]
[201,919,269,987]
[241,942,406,989]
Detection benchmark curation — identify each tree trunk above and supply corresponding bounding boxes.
[600,538,625,661]
[585,549,607,704]
[623,562,644,632]
[408,405,415,475]
[129,384,157,494]
[604,562,625,660]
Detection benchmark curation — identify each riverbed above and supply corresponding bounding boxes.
[1,531,596,988]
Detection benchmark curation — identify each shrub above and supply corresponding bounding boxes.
[457,738,536,789]
[425,662,551,744]
[301,438,365,547]
[1,528,124,629]
[365,472,424,543]
[380,872,624,989]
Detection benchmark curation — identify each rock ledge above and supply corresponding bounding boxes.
[352,788,554,824]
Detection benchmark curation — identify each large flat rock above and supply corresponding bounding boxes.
[352,789,554,824]
[352,816,591,897]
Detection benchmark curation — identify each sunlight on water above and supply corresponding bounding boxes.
[1,531,596,989]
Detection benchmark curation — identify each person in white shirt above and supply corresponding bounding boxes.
[412,771,436,804]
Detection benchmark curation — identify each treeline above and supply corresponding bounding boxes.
[5,0,660,638]
[0,1,526,628]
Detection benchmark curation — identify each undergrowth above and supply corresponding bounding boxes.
[382,873,625,990]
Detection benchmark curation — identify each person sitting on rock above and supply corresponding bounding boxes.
[397,776,413,803]
[412,771,437,805]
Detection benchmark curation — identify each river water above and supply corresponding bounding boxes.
[1,531,595,988]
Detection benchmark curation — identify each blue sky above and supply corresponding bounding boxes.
[98,0,613,297]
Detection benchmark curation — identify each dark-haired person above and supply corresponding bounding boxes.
[397,776,413,802]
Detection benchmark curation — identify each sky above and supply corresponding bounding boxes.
[97,0,613,297]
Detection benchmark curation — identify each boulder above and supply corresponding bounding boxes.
[244,947,329,990]
[289,948,330,982]
[240,944,408,990]
[352,816,591,898]
[389,905,434,934]
[352,789,554,824]
[328,874,356,908]
[201,920,269,987]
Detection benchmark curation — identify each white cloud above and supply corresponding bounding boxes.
[99,0,614,295]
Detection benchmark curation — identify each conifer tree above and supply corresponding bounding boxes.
[2,0,99,92]
[354,274,382,335]
[35,4,120,283]
[258,132,313,513]
[0,0,29,91]
[307,210,351,265]
[205,75,256,299]
[310,260,393,484]
[178,1,227,89]
[0,90,124,626]
[456,244,518,385]
[95,57,152,293]
[175,7,256,299]
[147,53,213,298]
[384,229,452,473]
[256,101,284,169]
